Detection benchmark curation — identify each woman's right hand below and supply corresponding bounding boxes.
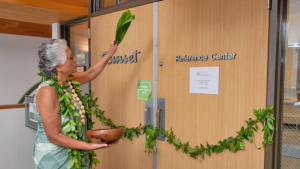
[89,143,108,150]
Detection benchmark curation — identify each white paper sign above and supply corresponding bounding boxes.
[29,103,34,113]
[77,67,84,72]
[29,103,37,122]
[190,67,219,94]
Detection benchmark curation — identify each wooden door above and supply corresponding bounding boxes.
[157,0,269,169]
[90,4,153,169]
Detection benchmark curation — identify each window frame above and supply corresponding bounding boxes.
[89,0,161,17]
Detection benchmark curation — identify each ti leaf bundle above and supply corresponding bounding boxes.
[115,10,135,45]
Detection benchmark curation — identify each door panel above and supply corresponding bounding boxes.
[157,0,269,169]
[90,4,153,169]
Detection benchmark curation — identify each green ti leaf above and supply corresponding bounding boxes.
[65,93,73,98]
[59,95,65,102]
[49,80,55,86]
[71,80,80,85]
[201,152,204,159]
[70,120,76,126]
[229,143,235,152]
[62,125,71,133]
[187,148,198,153]
[267,120,274,131]
[115,10,135,44]
[206,149,211,156]
[54,82,59,90]
[64,96,71,105]
[62,120,69,128]
[37,72,43,76]
[91,158,100,166]
[266,105,274,111]
[239,142,244,150]
[67,158,75,169]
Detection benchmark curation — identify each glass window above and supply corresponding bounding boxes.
[95,0,143,11]
[100,0,116,8]
[281,0,300,168]
[69,22,90,94]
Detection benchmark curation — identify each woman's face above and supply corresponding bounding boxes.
[58,47,77,76]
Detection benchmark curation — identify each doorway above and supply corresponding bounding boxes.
[61,18,90,94]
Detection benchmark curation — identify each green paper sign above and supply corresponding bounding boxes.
[137,80,152,101]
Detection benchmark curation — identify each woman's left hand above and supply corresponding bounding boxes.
[108,40,118,56]
[70,39,118,85]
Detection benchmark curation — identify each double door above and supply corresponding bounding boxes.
[90,0,269,168]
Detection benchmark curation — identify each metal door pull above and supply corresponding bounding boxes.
[144,107,150,126]
[156,108,162,128]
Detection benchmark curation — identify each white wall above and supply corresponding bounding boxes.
[0,33,50,105]
[0,108,36,169]
[52,23,61,39]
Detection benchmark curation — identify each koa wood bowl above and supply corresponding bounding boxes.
[87,127,125,144]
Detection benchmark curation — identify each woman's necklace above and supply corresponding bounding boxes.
[58,77,86,125]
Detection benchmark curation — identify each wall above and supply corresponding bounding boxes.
[0,108,36,169]
[0,33,50,105]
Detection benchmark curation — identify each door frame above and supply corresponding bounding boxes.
[266,0,287,168]
[89,0,161,16]
[60,16,90,93]
[60,16,89,49]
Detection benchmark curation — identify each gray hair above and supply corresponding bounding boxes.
[38,39,68,77]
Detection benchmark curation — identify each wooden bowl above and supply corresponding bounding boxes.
[87,127,125,144]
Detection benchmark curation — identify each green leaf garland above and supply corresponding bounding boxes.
[38,71,275,168]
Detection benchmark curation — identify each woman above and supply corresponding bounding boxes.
[33,39,118,168]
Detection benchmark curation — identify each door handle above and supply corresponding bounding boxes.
[144,107,150,126]
[156,108,162,128]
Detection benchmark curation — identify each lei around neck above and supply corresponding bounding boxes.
[38,73,98,169]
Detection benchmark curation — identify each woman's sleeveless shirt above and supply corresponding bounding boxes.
[33,81,88,169]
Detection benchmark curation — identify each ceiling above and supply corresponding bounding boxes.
[0,0,88,38]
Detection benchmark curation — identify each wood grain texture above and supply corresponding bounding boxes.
[0,0,88,15]
[0,104,25,109]
[0,1,85,25]
[0,18,51,38]
[157,0,269,169]
[91,4,153,169]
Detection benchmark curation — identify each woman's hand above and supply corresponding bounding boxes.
[89,141,119,150]
[70,39,118,85]
[108,40,118,56]
[89,143,107,150]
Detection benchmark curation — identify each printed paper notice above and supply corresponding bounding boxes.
[29,103,37,122]
[190,67,219,94]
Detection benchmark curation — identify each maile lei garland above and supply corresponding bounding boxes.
[38,72,275,169]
